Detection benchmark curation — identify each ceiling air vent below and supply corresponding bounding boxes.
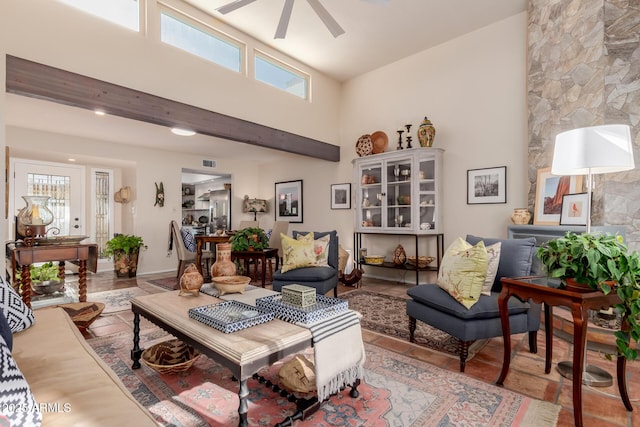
[202,159,216,168]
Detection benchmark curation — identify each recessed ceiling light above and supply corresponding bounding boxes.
[171,127,196,136]
[68,158,77,162]
[94,110,106,116]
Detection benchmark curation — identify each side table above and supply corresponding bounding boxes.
[496,276,632,427]
[232,248,279,287]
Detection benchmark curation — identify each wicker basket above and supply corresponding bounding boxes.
[141,339,200,375]
[406,256,435,268]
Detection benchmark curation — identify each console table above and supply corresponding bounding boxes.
[496,276,632,427]
[10,243,98,307]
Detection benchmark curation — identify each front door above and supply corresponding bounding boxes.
[11,158,86,239]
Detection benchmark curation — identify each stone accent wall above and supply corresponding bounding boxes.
[527,0,640,247]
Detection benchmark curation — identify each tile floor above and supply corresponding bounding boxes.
[74,271,640,427]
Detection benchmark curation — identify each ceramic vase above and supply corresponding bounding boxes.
[393,244,407,265]
[179,263,204,296]
[417,116,436,147]
[211,243,236,277]
[511,208,531,225]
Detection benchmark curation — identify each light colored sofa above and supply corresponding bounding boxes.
[12,307,157,426]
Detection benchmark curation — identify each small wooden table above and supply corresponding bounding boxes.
[10,243,98,307]
[195,234,230,276]
[232,248,278,287]
[496,276,632,427]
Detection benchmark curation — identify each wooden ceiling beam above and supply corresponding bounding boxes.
[5,55,340,162]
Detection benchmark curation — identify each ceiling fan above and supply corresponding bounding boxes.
[216,0,389,39]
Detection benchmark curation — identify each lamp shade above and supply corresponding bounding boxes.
[552,124,634,176]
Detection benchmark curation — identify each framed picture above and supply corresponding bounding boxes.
[330,183,351,210]
[534,167,583,225]
[560,192,590,226]
[275,180,303,223]
[467,166,507,204]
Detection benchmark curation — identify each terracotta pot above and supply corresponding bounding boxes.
[511,208,531,225]
[179,263,203,296]
[211,243,237,277]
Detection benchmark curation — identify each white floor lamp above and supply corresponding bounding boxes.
[551,124,635,386]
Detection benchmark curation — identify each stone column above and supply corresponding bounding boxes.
[527,0,640,247]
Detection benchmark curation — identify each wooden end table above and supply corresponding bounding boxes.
[232,248,278,287]
[496,276,632,427]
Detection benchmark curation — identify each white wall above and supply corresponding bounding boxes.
[340,13,528,281]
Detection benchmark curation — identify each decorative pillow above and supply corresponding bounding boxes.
[0,278,35,333]
[437,237,489,309]
[280,233,317,273]
[180,228,196,252]
[0,333,42,426]
[0,313,12,351]
[481,242,502,296]
[296,233,330,267]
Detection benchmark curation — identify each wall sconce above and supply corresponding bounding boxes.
[243,195,268,221]
[114,186,131,203]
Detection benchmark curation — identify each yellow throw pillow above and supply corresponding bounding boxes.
[281,233,317,273]
[481,242,502,296]
[437,237,489,309]
[296,233,330,267]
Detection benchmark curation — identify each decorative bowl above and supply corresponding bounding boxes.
[364,255,385,265]
[31,279,65,295]
[407,256,436,268]
[212,275,251,295]
[141,339,200,375]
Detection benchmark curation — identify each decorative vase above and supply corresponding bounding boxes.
[179,263,204,296]
[211,243,237,278]
[511,208,531,225]
[393,244,407,265]
[417,116,436,147]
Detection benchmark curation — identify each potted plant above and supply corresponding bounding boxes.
[537,231,640,360]
[105,234,147,278]
[229,227,269,252]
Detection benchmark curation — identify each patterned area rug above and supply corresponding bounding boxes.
[87,327,559,426]
[341,290,487,358]
[87,287,152,314]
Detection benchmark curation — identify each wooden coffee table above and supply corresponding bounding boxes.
[130,290,313,427]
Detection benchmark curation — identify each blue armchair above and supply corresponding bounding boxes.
[272,230,339,297]
[406,235,541,372]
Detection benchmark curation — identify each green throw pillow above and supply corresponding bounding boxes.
[437,237,489,309]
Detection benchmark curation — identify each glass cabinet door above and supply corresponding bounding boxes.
[417,158,437,231]
[385,158,412,230]
[358,161,383,230]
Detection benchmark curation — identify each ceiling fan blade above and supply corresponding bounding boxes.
[216,0,258,15]
[306,0,345,38]
[274,0,295,39]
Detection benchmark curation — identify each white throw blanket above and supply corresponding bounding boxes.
[308,310,365,402]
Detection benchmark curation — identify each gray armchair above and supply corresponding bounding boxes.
[272,230,339,297]
[406,235,541,372]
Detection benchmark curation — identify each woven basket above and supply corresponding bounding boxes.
[141,339,200,375]
[407,256,435,268]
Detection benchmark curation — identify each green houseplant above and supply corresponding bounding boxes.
[105,234,146,278]
[229,227,269,252]
[537,231,640,360]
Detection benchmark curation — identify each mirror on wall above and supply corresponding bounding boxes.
[181,169,231,236]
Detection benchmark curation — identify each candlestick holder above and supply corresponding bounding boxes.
[405,124,413,149]
[396,130,404,150]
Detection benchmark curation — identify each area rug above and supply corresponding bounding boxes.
[147,277,179,291]
[87,328,559,426]
[341,290,487,358]
[87,287,152,314]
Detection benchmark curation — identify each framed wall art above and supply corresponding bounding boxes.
[330,183,351,209]
[533,167,583,225]
[275,180,303,223]
[560,192,589,226]
[467,166,507,204]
